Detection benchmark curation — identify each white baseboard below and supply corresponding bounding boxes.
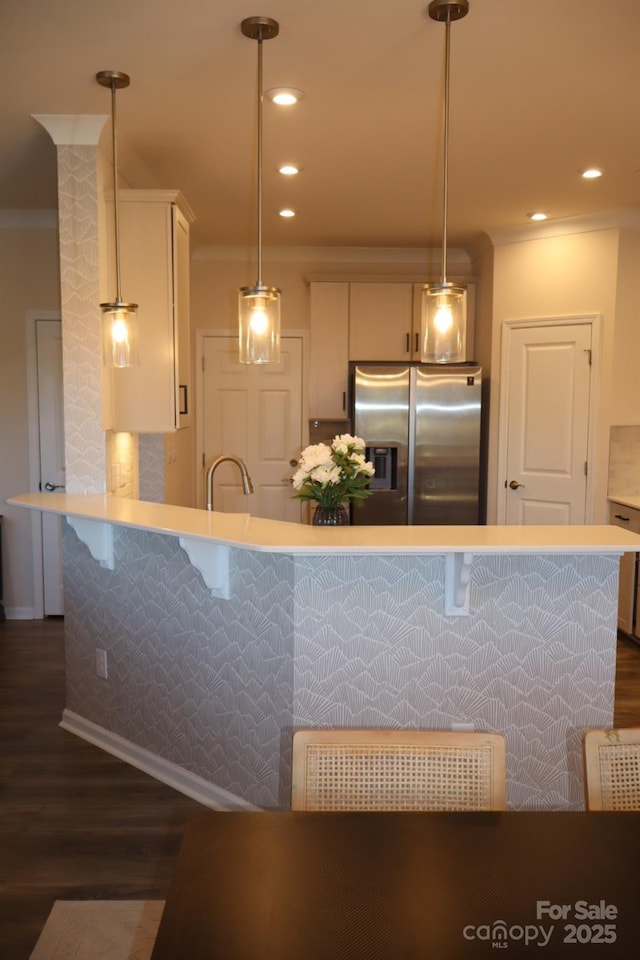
[3,606,36,620]
[60,709,260,811]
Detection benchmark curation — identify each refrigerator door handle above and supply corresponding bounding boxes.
[407,367,417,524]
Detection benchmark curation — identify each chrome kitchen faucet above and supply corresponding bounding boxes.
[205,455,254,511]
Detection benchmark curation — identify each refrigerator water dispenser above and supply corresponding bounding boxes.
[367,446,397,491]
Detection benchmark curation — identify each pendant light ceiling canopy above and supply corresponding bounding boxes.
[238,15,281,365]
[420,0,468,364]
[97,70,138,368]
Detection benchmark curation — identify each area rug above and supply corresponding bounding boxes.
[29,900,165,960]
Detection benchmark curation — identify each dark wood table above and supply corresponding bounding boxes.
[0,515,5,620]
[151,810,640,959]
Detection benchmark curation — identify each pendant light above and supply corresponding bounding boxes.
[97,70,138,368]
[420,0,468,364]
[239,16,281,365]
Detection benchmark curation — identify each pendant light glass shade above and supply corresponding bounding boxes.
[239,16,281,365]
[102,302,138,368]
[97,70,138,368]
[239,284,281,364]
[420,282,466,364]
[421,0,468,364]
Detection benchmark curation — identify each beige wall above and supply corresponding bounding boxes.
[0,224,61,616]
[487,228,620,523]
[611,228,640,425]
[164,426,196,507]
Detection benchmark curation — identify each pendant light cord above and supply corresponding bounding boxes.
[110,79,123,304]
[441,15,451,286]
[256,31,264,288]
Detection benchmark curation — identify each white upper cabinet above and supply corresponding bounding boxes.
[309,282,350,420]
[309,280,476,419]
[107,189,194,433]
[349,282,416,360]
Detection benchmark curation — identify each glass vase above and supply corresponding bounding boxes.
[312,505,350,526]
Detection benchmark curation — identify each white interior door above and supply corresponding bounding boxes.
[501,322,592,524]
[201,336,303,522]
[36,319,65,614]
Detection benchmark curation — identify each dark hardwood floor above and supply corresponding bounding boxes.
[2,619,640,959]
[613,630,640,726]
[0,618,204,960]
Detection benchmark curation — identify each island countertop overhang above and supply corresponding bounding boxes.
[8,492,640,557]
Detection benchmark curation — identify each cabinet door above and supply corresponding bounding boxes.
[349,283,413,361]
[109,192,192,433]
[309,282,349,419]
[174,207,191,428]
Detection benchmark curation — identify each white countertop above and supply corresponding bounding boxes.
[608,495,640,511]
[8,492,640,556]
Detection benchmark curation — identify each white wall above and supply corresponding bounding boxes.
[611,228,640,426]
[487,228,620,523]
[0,222,61,617]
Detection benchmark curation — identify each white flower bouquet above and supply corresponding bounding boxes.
[291,434,375,508]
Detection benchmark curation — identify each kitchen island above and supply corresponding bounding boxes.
[10,492,640,810]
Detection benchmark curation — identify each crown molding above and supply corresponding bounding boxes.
[487,207,640,246]
[33,114,108,146]
[192,244,472,267]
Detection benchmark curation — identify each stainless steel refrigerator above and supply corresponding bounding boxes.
[349,362,483,525]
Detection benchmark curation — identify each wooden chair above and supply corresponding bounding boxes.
[583,727,640,811]
[291,728,506,812]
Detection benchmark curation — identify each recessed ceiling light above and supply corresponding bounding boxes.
[528,212,548,222]
[581,167,604,180]
[279,208,296,218]
[265,87,304,106]
[278,164,300,176]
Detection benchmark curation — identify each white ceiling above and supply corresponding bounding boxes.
[3,0,640,253]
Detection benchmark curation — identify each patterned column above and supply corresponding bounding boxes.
[34,115,108,493]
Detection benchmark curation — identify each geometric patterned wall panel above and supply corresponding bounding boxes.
[292,553,619,810]
[138,435,165,502]
[62,523,619,811]
[57,145,107,493]
[63,523,294,809]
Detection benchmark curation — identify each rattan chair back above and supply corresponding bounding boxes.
[583,727,640,811]
[291,728,506,811]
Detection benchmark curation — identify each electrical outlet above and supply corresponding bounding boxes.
[452,722,474,732]
[95,648,108,679]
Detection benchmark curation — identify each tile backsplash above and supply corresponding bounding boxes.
[608,426,640,497]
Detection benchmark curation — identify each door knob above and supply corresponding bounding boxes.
[289,459,298,467]
[43,482,65,492]
[508,480,525,490]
